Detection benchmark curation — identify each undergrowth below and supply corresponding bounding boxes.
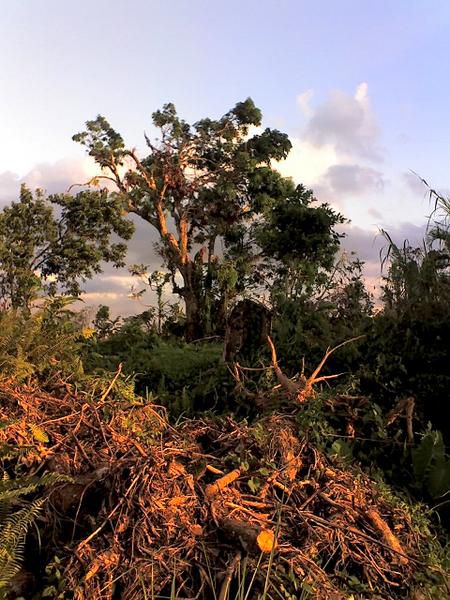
[0,303,448,599]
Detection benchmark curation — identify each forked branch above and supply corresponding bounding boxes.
[267,335,364,403]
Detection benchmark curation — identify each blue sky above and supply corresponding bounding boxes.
[1,1,449,312]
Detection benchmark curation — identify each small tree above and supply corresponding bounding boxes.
[128,266,172,334]
[0,185,134,309]
[92,305,121,339]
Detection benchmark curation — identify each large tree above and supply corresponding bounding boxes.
[0,184,134,309]
[74,99,343,340]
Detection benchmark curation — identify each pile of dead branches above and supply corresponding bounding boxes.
[0,374,444,599]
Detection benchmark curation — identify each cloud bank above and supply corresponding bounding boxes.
[276,83,384,201]
[274,82,433,296]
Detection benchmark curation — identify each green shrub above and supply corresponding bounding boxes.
[0,298,85,382]
[0,444,70,591]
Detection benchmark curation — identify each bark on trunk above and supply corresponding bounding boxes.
[184,289,203,342]
[179,257,208,342]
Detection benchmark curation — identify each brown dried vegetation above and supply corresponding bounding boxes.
[0,372,441,600]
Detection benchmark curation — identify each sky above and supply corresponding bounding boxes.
[1,0,450,315]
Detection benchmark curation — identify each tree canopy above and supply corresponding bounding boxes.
[74,98,344,339]
[0,184,134,309]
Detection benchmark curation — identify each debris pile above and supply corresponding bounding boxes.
[0,376,442,599]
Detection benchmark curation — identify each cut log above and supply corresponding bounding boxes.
[220,518,277,554]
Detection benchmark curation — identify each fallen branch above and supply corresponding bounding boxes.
[205,469,241,497]
[267,335,364,403]
[367,509,409,565]
[385,396,415,443]
[220,518,277,554]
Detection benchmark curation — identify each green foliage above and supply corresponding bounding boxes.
[38,555,68,600]
[0,465,70,591]
[359,232,450,441]
[0,185,133,309]
[381,231,450,312]
[144,340,222,386]
[84,313,157,374]
[74,100,343,340]
[92,305,121,340]
[370,480,450,599]
[85,318,227,415]
[270,254,372,377]
[133,339,228,416]
[412,428,450,499]
[255,185,344,269]
[0,298,85,382]
[0,497,45,590]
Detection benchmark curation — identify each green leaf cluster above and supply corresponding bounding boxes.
[0,467,70,590]
[0,298,85,382]
[0,184,134,309]
[412,428,450,499]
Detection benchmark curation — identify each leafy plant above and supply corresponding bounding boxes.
[0,298,85,382]
[359,227,450,441]
[412,428,450,499]
[0,465,70,590]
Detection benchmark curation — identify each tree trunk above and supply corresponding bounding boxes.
[179,261,204,341]
[184,288,203,342]
[178,256,208,342]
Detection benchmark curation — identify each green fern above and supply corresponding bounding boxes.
[0,298,84,381]
[0,453,71,590]
[0,497,45,588]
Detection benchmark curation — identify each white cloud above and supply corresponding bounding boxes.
[296,89,314,118]
[275,139,338,188]
[276,83,384,192]
[303,82,382,161]
[23,157,99,193]
[0,157,99,206]
[275,83,393,229]
[82,292,121,301]
[320,164,386,196]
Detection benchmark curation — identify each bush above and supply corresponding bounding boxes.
[85,323,228,415]
[0,298,85,382]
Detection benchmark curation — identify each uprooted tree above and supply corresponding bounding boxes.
[74,99,344,341]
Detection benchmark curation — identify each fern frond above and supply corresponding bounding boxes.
[0,470,72,589]
[0,442,30,462]
[0,498,45,588]
[0,472,70,498]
